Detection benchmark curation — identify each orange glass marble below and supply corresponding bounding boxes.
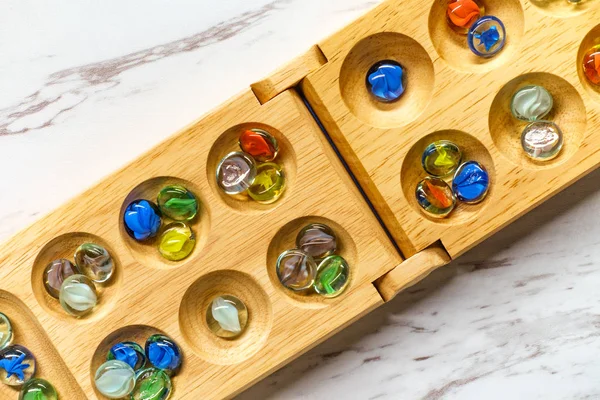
[415,177,456,218]
[238,129,279,162]
[582,45,600,85]
[446,0,484,34]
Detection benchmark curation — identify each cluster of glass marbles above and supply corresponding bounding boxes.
[510,85,563,161]
[0,313,58,399]
[276,223,349,298]
[216,129,286,204]
[446,0,506,58]
[416,140,490,218]
[124,185,200,261]
[206,295,249,339]
[95,333,181,399]
[43,242,115,317]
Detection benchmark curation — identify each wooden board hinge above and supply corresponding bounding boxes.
[373,241,452,302]
[250,44,328,105]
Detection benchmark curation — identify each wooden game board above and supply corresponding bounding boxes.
[2,0,600,398]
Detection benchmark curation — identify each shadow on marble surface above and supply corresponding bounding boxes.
[237,167,600,399]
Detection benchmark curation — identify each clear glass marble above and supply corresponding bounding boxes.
[43,259,79,299]
[59,274,98,317]
[74,243,114,283]
[0,345,36,386]
[94,360,136,399]
[295,223,337,260]
[216,151,257,195]
[0,313,13,350]
[206,295,248,339]
[511,85,553,122]
[521,120,563,161]
[276,249,317,291]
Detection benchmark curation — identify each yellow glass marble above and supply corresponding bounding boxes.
[247,162,286,204]
[158,222,196,261]
[421,140,462,177]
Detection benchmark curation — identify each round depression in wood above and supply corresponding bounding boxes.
[339,32,434,129]
[489,72,586,169]
[428,0,524,73]
[119,176,210,270]
[31,232,122,324]
[179,270,272,365]
[266,216,358,308]
[90,325,178,399]
[577,24,600,102]
[530,0,595,18]
[400,130,495,224]
[206,123,297,214]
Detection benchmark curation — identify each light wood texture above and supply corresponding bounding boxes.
[374,242,450,302]
[300,0,600,259]
[251,45,327,104]
[0,88,401,399]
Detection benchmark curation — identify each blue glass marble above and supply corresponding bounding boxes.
[145,334,181,376]
[107,341,146,372]
[452,161,490,204]
[0,345,36,386]
[366,60,406,103]
[123,199,161,241]
[468,16,506,58]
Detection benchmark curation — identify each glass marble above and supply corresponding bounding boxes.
[295,223,337,260]
[452,161,490,203]
[521,120,563,161]
[468,16,506,58]
[130,368,172,400]
[19,378,58,400]
[124,199,162,241]
[421,140,462,177]
[157,185,198,221]
[314,255,349,298]
[415,177,456,218]
[59,274,98,317]
[107,342,147,372]
[366,60,406,103]
[145,335,181,375]
[216,151,257,195]
[582,45,600,86]
[43,259,79,299]
[446,0,484,34]
[74,243,114,283]
[276,249,318,291]
[0,345,36,386]
[95,360,136,399]
[247,162,286,204]
[158,222,196,261]
[0,313,13,351]
[511,85,553,122]
[206,295,248,339]
[238,129,279,162]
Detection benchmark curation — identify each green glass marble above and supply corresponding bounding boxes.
[157,185,199,221]
[0,313,13,350]
[130,368,172,400]
[421,140,462,177]
[158,222,196,261]
[511,85,553,122]
[415,177,456,218]
[247,162,286,204]
[314,255,349,298]
[19,378,58,400]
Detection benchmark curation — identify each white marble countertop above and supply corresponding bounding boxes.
[2,1,599,399]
